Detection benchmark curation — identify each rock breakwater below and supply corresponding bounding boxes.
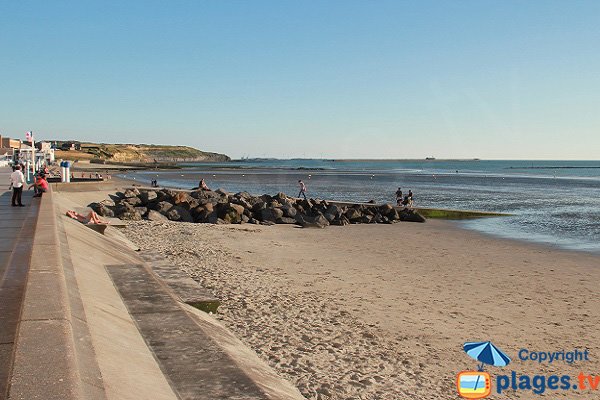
[90,188,426,227]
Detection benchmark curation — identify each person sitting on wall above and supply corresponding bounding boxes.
[28,173,49,197]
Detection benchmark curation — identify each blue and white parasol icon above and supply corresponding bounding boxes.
[464,341,511,371]
[463,341,511,394]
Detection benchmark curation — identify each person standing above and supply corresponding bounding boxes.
[298,180,307,200]
[395,187,403,206]
[9,165,26,207]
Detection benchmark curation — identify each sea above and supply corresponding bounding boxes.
[119,159,600,254]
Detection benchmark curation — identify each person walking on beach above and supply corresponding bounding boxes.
[395,187,403,206]
[298,180,307,200]
[9,165,26,207]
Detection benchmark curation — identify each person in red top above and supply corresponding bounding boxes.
[29,173,49,197]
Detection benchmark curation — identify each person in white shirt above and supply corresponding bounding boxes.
[9,165,26,207]
[298,180,307,200]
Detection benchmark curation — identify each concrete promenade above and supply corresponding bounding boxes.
[0,168,304,400]
[0,168,37,399]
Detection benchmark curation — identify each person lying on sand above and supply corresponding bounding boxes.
[66,210,109,225]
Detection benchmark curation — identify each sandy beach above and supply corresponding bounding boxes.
[123,219,600,399]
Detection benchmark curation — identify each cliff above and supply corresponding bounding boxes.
[53,142,231,163]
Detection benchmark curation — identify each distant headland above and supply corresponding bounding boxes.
[51,141,231,164]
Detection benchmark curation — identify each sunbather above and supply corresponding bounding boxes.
[66,210,109,225]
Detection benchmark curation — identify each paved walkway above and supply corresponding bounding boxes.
[0,167,39,399]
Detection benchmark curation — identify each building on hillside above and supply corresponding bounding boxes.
[0,136,21,165]
[59,141,81,151]
[1,136,21,150]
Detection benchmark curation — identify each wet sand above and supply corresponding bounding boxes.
[124,220,600,399]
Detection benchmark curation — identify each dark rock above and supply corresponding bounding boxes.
[274,192,288,202]
[123,188,140,198]
[345,208,362,221]
[114,202,135,216]
[261,207,284,222]
[89,202,114,217]
[147,210,168,221]
[326,204,343,217]
[252,201,267,213]
[281,204,297,218]
[296,213,329,228]
[379,203,394,213]
[153,201,174,214]
[325,212,340,222]
[399,209,426,223]
[166,206,194,223]
[278,217,297,224]
[235,191,252,199]
[215,188,229,196]
[260,220,276,226]
[124,196,142,206]
[221,204,245,224]
[119,210,142,221]
[360,215,374,223]
[173,192,194,206]
[134,207,148,217]
[140,190,158,204]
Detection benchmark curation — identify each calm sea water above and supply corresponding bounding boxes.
[120,159,600,254]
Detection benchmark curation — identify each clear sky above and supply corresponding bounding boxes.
[1,1,599,159]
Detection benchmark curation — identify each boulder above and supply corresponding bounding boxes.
[261,207,284,222]
[173,191,194,206]
[325,204,343,217]
[360,215,374,224]
[399,209,426,223]
[379,203,394,214]
[123,188,140,198]
[166,206,194,223]
[119,212,142,221]
[235,191,253,199]
[281,204,297,218]
[278,217,297,224]
[124,196,142,206]
[323,212,336,222]
[252,201,267,213]
[140,190,158,204]
[153,201,174,214]
[113,202,135,217]
[89,202,114,218]
[331,216,349,226]
[215,188,229,196]
[134,207,149,217]
[274,192,288,203]
[296,213,329,228]
[220,204,245,224]
[345,208,362,221]
[147,210,168,221]
[260,220,276,226]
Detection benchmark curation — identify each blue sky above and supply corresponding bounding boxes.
[1,1,599,159]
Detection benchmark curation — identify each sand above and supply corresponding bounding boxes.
[123,219,600,399]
